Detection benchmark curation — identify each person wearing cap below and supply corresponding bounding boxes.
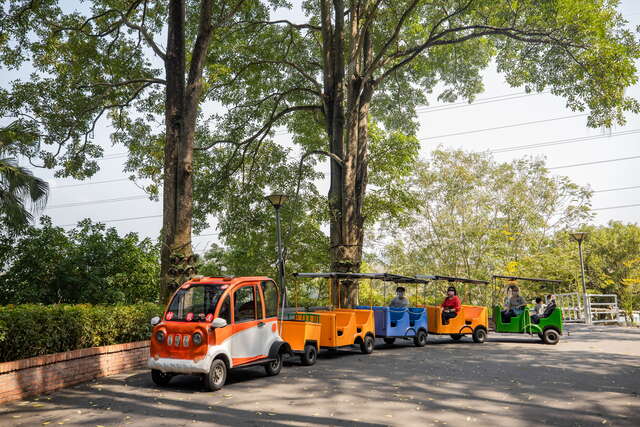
[389,286,410,308]
[440,286,461,325]
[501,285,527,323]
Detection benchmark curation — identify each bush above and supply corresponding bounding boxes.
[0,303,163,363]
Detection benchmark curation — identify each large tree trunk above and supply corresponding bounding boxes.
[160,0,193,303]
[323,0,373,307]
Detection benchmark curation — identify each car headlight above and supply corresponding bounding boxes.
[155,331,165,343]
[192,332,203,346]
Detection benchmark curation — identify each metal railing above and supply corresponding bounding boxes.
[556,293,620,324]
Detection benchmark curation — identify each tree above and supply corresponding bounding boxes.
[208,0,639,305]
[3,1,639,306]
[379,149,591,304]
[0,151,48,233]
[0,217,159,304]
[0,0,267,302]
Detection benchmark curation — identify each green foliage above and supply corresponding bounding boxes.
[0,303,162,362]
[0,152,49,233]
[378,149,592,302]
[0,217,160,304]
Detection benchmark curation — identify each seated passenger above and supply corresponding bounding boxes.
[441,286,461,325]
[389,286,410,308]
[530,297,545,317]
[532,294,557,324]
[501,285,526,323]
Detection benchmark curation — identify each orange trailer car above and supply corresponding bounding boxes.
[279,312,322,365]
[416,275,490,343]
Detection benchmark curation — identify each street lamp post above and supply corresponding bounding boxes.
[266,193,288,324]
[570,231,591,325]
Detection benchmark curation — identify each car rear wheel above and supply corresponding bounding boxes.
[414,330,428,347]
[360,335,374,354]
[204,359,227,391]
[472,328,487,344]
[542,328,560,345]
[151,370,172,387]
[383,337,396,345]
[301,344,317,366]
[450,334,463,341]
[265,352,283,376]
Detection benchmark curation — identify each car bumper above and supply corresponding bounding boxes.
[148,356,212,374]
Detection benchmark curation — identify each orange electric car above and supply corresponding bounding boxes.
[148,276,291,391]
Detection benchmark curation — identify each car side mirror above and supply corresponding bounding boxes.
[150,316,161,326]
[211,318,228,328]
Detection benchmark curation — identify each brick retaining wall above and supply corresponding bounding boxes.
[0,341,149,404]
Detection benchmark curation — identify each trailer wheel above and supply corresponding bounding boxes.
[542,328,560,345]
[265,351,283,376]
[472,327,487,344]
[301,344,317,366]
[360,335,374,354]
[151,370,172,387]
[204,359,227,391]
[450,334,463,341]
[414,330,428,347]
[383,337,396,345]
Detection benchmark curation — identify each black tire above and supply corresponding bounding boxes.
[538,332,544,340]
[360,335,374,354]
[542,328,560,345]
[450,334,463,341]
[414,330,428,347]
[472,328,487,344]
[301,344,317,366]
[265,351,283,376]
[204,358,227,391]
[151,370,172,387]
[383,337,396,345]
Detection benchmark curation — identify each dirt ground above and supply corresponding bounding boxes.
[1,325,639,427]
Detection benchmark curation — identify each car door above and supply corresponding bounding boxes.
[230,284,264,365]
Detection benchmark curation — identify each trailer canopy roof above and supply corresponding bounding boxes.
[292,272,430,284]
[492,274,563,284]
[415,274,489,285]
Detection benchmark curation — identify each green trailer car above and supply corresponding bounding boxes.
[492,305,562,344]
[492,275,564,345]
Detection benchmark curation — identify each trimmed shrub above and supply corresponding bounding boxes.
[0,303,163,363]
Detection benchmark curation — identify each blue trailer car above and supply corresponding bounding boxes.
[356,274,429,347]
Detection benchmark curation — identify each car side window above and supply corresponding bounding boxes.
[261,281,279,318]
[234,286,256,323]
[217,295,231,324]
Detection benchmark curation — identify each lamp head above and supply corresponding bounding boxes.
[569,231,588,243]
[266,193,288,209]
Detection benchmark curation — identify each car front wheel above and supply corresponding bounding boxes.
[205,359,227,391]
[151,370,172,387]
[360,335,374,354]
[414,330,428,347]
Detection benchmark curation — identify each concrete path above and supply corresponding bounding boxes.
[1,325,639,426]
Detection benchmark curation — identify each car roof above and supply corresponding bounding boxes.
[187,276,274,286]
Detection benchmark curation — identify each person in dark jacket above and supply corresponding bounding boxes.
[532,294,557,323]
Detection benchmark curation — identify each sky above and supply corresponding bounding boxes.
[4,0,640,254]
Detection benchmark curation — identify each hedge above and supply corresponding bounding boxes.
[0,303,163,363]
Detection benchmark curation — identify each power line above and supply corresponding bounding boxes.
[549,155,640,170]
[52,178,130,188]
[592,203,640,211]
[416,91,544,114]
[59,214,162,227]
[593,185,640,193]
[46,195,150,210]
[490,129,640,154]
[420,113,588,141]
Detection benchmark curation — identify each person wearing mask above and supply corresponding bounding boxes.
[532,294,557,324]
[441,286,461,325]
[389,286,410,308]
[502,285,526,323]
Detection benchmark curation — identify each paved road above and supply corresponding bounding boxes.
[1,326,639,427]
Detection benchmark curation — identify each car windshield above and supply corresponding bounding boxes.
[165,284,227,322]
